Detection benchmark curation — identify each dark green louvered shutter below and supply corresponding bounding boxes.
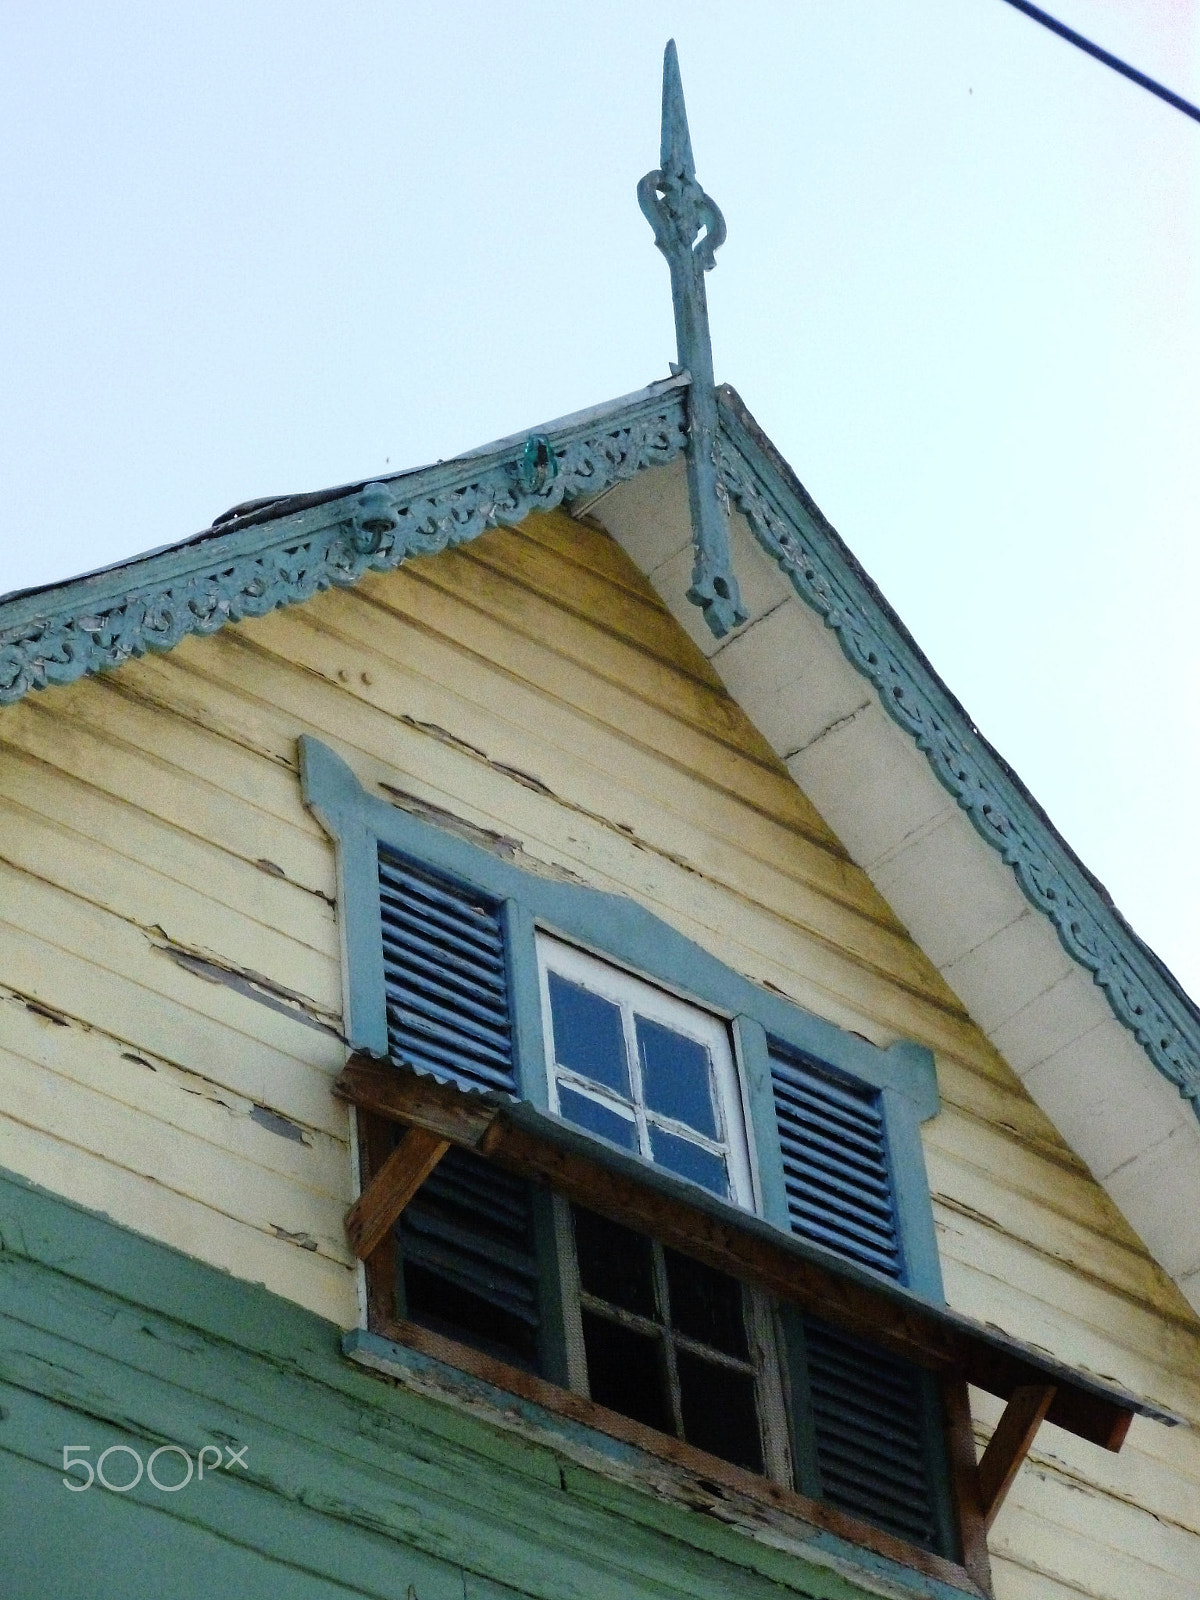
[377,847,539,1367]
[378,845,517,1094]
[398,1145,542,1370]
[798,1319,951,1552]
[769,1042,953,1556]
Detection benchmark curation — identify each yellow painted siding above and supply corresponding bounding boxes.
[0,507,1196,1597]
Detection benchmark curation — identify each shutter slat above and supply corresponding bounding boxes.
[779,1140,894,1206]
[382,896,508,966]
[381,932,508,1004]
[379,860,505,941]
[803,1318,940,1551]
[379,845,516,1095]
[782,1181,900,1243]
[775,1104,894,1170]
[769,1044,902,1281]
[770,1054,887,1121]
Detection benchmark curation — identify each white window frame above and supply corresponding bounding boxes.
[536,933,756,1211]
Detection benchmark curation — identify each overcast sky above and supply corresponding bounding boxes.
[2,2,1198,1002]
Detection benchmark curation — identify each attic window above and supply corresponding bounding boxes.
[538,936,753,1203]
[304,739,1171,1600]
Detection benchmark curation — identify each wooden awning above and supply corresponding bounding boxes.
[336,1054,1182,1455]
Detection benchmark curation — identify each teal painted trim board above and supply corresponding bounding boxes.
[0,1165,953,1600]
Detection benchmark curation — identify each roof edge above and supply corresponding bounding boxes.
[714,384,1200,1120]
[0,380,687,705]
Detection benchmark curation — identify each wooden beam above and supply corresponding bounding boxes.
[345,1125,450,1260]
[335,1059,500,1148]
[940,1375,993,1598]
[977,1384,1056,1530]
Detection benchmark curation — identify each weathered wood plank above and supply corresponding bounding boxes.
[978,1384,1057,1529]
[0,1044,351,1259]
[0,700,333,893]
[345,1127,450,1259]
[0,792,340,1010]
[0,742,335,953]
[0,986,347,1187]
[507,509,681,607]
[113,631,995,1051]
[949,1260,1200,1419]
[927,1137,1195,1325]
[437,518,720,679]
[266,581,840,846]
[230,612,983,1020]
[0,907,346,1135]
[404,549,774,759]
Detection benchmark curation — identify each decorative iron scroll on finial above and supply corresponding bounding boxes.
[638,40,746,638]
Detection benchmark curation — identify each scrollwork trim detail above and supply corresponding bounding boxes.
[717,409,1200,1117]
[0,396,687,707]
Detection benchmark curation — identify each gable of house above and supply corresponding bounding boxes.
[1,468,1198,1599]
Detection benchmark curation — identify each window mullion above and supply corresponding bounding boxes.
[650,1239,686,1440]
[621,999,651,1161]
[747,1289,793,1489]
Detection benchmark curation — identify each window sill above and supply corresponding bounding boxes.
[345,1319,990,1600]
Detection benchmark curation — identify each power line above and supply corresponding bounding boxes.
[997,0,1200,125]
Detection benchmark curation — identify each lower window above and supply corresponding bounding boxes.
[378,1138,957,1561]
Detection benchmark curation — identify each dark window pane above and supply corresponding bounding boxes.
[581,1310,672,1433]
[548,973,630,1094]
[664,1249,749,1358]
[649,1126,729,1196]
[573,1207,658,1317]
[403,1264,540,1370]
[637,1017,718,1136]
[558,1085,639,1151]
[676,1351,763,1473]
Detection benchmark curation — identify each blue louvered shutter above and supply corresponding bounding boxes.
[769,1043,903,1279]
[769,1043,952,1556]
[376,848,541,1365]
[378,845,517,1094]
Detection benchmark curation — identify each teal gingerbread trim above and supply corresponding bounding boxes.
[4,359,1196,1128]
[0,381,687,706]
[715,386,1200,1121]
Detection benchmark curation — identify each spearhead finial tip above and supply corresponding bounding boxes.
[660,38,695,180]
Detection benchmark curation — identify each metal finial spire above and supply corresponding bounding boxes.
[638,40,745,638]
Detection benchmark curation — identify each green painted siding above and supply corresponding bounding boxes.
[0,1165,894,1600]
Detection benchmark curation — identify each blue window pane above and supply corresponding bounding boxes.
[637,1017,718,1137]
[548,973,630,1096]
[558,1085,639,1152]
[649,1127,728,1197]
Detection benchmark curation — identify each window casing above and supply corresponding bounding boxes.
[301,737,964,1582]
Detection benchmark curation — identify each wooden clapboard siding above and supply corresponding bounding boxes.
[0,506,1197,1599]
